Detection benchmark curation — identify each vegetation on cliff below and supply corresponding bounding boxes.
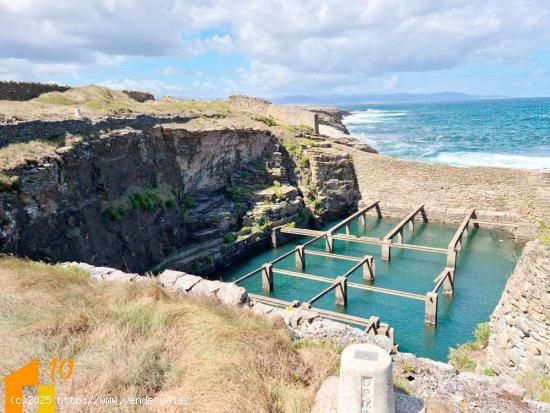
[0,256,340,412]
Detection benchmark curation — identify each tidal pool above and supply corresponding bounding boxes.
[220,217,521,361]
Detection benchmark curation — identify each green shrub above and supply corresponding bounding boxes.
[483,368,497,377]
[182,198,196,208]
[0,174,20,192]
[448,346,476,371]
[106,205,126,221]
[254,116,277,127]
[64,227,81,240]
[223,232,237,244]
[539,221,550,245]
[312,197,324,211]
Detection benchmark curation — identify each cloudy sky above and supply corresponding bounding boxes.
[1,0,549,99]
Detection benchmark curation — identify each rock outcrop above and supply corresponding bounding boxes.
[486,240,550,381]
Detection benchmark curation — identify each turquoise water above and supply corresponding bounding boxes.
[343,98,550,169]
[220,217,521,361]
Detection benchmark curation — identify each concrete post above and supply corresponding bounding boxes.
[408,219,414,232]
[345,224,351,235]
[425,292,438,325]
[359,213,366,228]
[362,256,375,281]
[381,240,391,261]
[396,230,403,244]
[446,249,457,270]
[271,227,280,248]
[261,264,273,292]
[456,237,462,251]
[375,204,382,218]
[295,245,305,270]
[443,269,454,296]
[325,234,334,253]
[335,276,347,306]
[337,343,395,413]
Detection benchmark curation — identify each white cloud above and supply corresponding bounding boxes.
[0,0,549,94]
[161,66,185,76]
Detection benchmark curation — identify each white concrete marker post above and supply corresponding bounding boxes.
[337,343,395,413]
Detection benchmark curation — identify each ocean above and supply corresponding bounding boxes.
[342,97,550,170]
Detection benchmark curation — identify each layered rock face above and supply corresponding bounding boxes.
[302,149,360,223]
[486,240,550,381]
[0,124,276,272]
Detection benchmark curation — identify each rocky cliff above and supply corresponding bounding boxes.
[0,111,362,274]
[486,240,550,382]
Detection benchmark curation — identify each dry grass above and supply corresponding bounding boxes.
[0,256,339,412]
[0,140,61,170]
[518,364,550,403]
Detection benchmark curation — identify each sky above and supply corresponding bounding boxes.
[0,0,549,99]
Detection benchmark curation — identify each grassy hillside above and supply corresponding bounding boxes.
[0,257,340,412]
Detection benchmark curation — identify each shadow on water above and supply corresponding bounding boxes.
[220,216,521,361]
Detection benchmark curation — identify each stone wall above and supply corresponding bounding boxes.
[0,115,192,148]
[229,95,319,133]
[335,148,546,241]
[486,240,550,381]
[0,81,70,101]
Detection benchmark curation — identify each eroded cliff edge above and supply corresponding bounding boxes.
[0,100,360,273]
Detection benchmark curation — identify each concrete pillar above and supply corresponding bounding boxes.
[420,207,428,222]
[424,292,438,325]
[396,230,403,244]
[325,234,334,253]
[271,227,280,248]
[261,264,273,292]
[446,249,457,270]
[335,276,347,306]
[456,237,462,251]
[362,256,375,281]
[375,204,383,218]
[381,240,391,261]
[443,269,454,296]
[295,245,305,270]
[408,219,414,232]
[337,343,395,413]
[463,224,469,238]
[359,213,366,228]
[345,224,351,235]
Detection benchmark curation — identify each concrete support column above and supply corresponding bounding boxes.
[325,234,334,253]
[359,213,366,228]
[443,269,454,296]
[446,249,457,270]
[337,343,395,413]
[271,227,280,248]
[424,292,438,325]
[381,240,391,261]
[362,256,375,281]
[335,276,347,306]
[408,219,415,233]
[345,224,351,235]
[375,204,383,218]
[295,246,305,270]
[456,237,462,251]
[261,264,273,292]
[396,230,403,244]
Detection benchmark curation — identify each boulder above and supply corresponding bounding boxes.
[216,283,248,306]
[173,274,203,293]
[159,269,186,288]
[190,279,224,296]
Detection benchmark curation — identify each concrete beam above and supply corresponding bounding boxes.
[271,227,280,248]
[381,239,391,262]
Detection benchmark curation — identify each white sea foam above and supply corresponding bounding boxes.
[344,110,408,125]
[431,152,550,170]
